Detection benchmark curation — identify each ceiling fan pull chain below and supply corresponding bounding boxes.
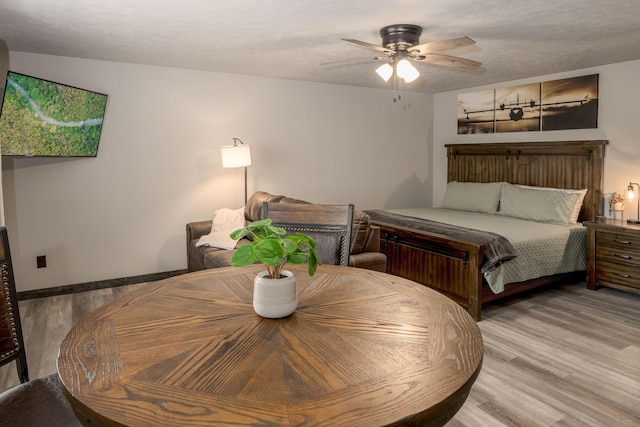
[393,73,403,103]
[393,71,398,102]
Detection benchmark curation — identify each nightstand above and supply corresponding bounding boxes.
[584,219,640,295]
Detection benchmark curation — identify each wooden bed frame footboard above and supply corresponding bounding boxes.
[378,224,486,320]
[374,140,606,321]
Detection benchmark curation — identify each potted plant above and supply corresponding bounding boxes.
[229,218,321,318]
[610,192,625,219]
[610,192,625,208]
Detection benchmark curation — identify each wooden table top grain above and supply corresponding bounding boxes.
[57,265,483,427]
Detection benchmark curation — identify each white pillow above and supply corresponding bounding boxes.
[516,185,587,224]
[441,181,504,214]
[498,183,582,225]
[196,207,246,250]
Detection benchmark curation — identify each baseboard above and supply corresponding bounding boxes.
[17,269,188,301]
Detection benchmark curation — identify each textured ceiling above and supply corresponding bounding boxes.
[1,0,640,93]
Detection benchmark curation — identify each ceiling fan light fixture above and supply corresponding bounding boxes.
[396,59,419,83]
[376,63,394,82]
[335,24,480,92]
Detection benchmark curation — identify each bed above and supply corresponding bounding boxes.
[367,140,606,321]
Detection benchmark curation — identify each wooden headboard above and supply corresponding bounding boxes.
[445,140,606,222]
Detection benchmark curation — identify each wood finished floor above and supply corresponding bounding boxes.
[1,280,639,426]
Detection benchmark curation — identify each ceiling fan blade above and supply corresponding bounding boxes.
[413,53,481,70]
[408,36,475,55]
[320,57,385,66]
[341,38,394,55]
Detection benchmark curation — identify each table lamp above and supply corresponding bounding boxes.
[627,182,640,224]
[221,138,252,205]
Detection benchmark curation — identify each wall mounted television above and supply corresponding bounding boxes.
[0,71,108,157]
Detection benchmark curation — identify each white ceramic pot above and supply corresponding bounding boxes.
[253,270,297,318]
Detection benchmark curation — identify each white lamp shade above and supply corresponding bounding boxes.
[396,59,420,83]
[402,68,420,83]
[376,63,394,82]
[221,144,252,168]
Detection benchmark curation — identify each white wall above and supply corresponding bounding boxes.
[432,60,640,219]
[2,52,432,292]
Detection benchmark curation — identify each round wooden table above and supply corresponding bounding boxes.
[57,265,483,426]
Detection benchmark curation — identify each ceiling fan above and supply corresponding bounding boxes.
[328,24,481,84]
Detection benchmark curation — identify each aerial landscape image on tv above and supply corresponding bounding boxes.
[0,72,108,157]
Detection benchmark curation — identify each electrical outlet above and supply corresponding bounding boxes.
[37,255,46,268]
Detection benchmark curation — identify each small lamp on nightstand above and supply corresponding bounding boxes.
[627,182,640,224]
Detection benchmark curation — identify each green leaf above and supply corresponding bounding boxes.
[297,232,317,248]
[230,244,257,267]
[282,237,299,254]
[307,247,320,276]
[250,219,272,227]
[287,253,307,264]
[254,238,285,265]
[268,225,287,235]
[230,227,251,240]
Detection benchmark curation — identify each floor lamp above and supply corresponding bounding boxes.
[221,138,253,206]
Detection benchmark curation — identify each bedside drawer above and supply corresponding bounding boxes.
[596,246,640,268]
[596,231,640,252]
[596,260,640,290]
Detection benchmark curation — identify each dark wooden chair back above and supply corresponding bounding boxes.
[262,202,354,266]
[0,226,29,383]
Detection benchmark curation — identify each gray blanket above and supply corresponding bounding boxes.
[365,209,518,273]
